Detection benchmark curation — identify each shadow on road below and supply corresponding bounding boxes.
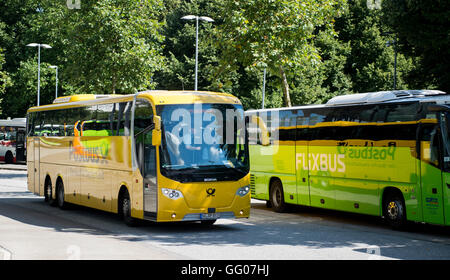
[1,188,450,259]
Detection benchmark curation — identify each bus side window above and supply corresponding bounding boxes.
[279,110,296,142]
[53,109,66,136]
[116,102,132,136]
[33,112,41,136]
[420,123,440,168]
[66,108,80,137]
[26,113,34,137]
[80,105,97,136]
[134,99,155,178]
[97,104,115,136]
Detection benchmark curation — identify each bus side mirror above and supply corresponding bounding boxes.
[251,115,270,146]
[152,116,161,146]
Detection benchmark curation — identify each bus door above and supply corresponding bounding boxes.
[296,114,310,206]
[134,100,158,220]
[418,111,447,225]
[438,111,450,225]
[34,137,40,195]
[136,129,157,218]
[16,130,25,162]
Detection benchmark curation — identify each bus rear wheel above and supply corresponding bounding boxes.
[270,179,287,213]
[56,180,67,210]
[383,191,406,230]
[45,179,56,206]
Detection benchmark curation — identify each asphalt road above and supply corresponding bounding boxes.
[1,168,450,260]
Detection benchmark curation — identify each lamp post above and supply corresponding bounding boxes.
[49,65,58,99]
[382,32,397,90]
[181,15,214,91]
[262,68,266,109]
[26,43,52,106]
[386,38,397,90]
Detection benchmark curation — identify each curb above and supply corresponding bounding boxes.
[0,164,27,171]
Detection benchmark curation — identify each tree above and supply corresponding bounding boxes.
[334,0,414,93]
[212,0,346,107]
[0,47,11,114]
[382,0,450,92]
[38,0,166,95]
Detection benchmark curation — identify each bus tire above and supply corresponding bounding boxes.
[119,188,137,227]
[56,179,67,210]
[45,177,56,206]
[270,179,287,213]
[5,151,13,164]
[383,190,406,230]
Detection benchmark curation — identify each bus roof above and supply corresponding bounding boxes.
[246,90,449,114]
[0,118,26,127]
[326,90,447,105]
[27,90,241,113]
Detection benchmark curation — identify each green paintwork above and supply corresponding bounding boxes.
[250,141,450,225]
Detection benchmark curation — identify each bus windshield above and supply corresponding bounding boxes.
[157,103,249,182]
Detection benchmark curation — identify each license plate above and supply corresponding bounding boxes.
[200,213,219,220]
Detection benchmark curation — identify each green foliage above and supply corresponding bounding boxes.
[38,0,165,95]
[0,0,447,117]
[212,0,347,106]
[382,0,450,92]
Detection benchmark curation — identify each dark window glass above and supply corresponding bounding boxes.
[115,102,132,136]
[134,99,155,178]
[41,111,54,136]
[66,108,80,136]
[97,103,115,136]
[52,110,66,136]
[80,105,97,136]
[134,99,154,133]
[278,109,296,141]
[26,113,34,137]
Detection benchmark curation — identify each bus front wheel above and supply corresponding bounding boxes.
[119,189,137,227]
[383,191,406,230]
[270,179,287,213]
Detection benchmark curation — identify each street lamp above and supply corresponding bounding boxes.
[386,38,397,90]
[26,43,52,106]
[382,32,397,90]
[49,65,58,99]
[181,15,214,91]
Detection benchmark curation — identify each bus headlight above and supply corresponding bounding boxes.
[236,185,250,197]
[161,188,183,200]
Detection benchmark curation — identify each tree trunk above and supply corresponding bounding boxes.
[279,65,292,107]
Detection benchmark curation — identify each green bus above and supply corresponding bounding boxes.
[246,90,450,228]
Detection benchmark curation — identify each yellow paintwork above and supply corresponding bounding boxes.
[26,91,249,222]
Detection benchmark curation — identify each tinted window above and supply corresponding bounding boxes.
[278,109,296,141]
[97,103,115,136]
[115,102,132,136]
[80,105,97,136]
[134,99,153,134]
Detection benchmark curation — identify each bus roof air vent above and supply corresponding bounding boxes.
[326,90,446,106]
[53,94,120,104]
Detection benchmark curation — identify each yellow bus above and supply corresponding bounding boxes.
[26,91,250,225]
